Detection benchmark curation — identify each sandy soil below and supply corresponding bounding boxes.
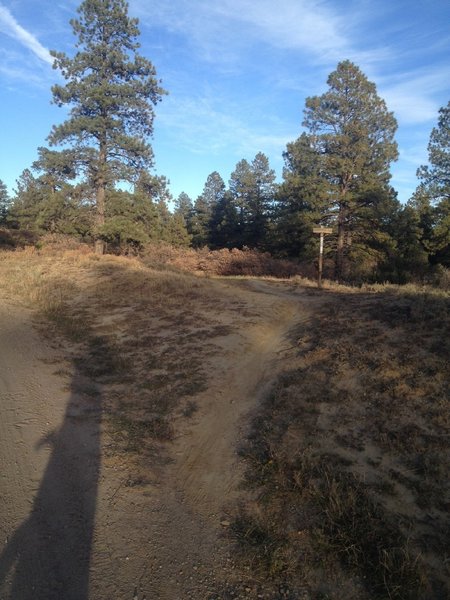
[0,278,311,599]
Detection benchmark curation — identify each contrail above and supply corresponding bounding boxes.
[0,4,53,65]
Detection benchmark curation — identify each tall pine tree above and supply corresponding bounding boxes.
[412,101,450,266]
[229,153,275,248]
[301,60,398,280]
[48,0,166,253]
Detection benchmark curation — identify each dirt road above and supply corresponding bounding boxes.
[0,279,309,599]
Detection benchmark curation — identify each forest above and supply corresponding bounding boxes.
[0,0,448,286]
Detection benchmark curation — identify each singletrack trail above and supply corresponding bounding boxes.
[0,278,315,599]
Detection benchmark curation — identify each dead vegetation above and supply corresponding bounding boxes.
[1,241,448,598]
[142,242,303,278]
[233,286,449,599]
[0,243,239,477]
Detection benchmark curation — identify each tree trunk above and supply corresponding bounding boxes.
[94,183,106,255]
[335,203,347,282]
[95,142,107,255]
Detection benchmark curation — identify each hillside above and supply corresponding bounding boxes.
[0,244,448,599]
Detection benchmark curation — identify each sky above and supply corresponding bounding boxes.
[0,0,449,206]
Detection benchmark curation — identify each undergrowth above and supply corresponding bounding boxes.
[233,287,449,599]
[0,245,235,470]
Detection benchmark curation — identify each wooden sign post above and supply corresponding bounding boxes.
[313,227,333,289]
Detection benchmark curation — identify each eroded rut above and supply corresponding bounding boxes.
[0,279,310,599]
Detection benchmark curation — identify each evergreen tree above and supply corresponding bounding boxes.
[229,153,276,248]
[48,0,166,253]
[248,152,276,247]
[417,101,450,203]
[135,172,190,247]
[301,60,398,280]
[413,101,450,267]
[190,195,211,247]
[272,133,330,258]
[0,180,10,226]
[100,188,155,251]
[229,159,253,246]
[174,192,194,227]
[201,172,226,207]
[209,191,239,249]
[9,169,90,236]
[8,148,91,236]
[190,172,227,247]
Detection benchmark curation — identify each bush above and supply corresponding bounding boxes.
[143,244,303,278]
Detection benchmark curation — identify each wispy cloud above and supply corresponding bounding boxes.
[157,94,291,163]
[380,66,450,125]
[135,0,390,70]
[0,4,53,65]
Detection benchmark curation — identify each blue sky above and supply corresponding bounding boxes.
[0,0,449,205]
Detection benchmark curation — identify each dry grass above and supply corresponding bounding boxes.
[0,243,237,473]
[1,241,449,598]
[233,285,449,599]
[143,243,303,278]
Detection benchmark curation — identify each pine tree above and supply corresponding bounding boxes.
[0,180,10,226]
[272,133,330,258]
[413,101,450,267]
[8,168,90,236]
[48,0,166,253]
[209,191,239,249]
[190,172,227,247]
[301,60,398,280]
[417,101,450,204]
[229,153,276,248]
[174,192,194,227]
[229,159,253,247]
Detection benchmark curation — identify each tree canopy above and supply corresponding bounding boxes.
[2,37,448,285]
[48,0,166,252]
[300,60,399,279]
[411,101,450,267]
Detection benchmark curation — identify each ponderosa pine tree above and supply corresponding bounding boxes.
[412,101,450,266]
[0,179,10,225]
[209,190,239,249]
[48,0,166,253]
[174,192,194,227]
[273,133,331,258]
[9,167,91,236]
[417,101,450,203]
[190,172,227,247]
[301,60,398,280]
[229,153,276,248]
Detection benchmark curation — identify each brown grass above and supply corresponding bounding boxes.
[1,241,448,598]
[0,243,238,473]
[143,243,303,278]
[233,286,449,599]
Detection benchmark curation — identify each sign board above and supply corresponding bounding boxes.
[313,227,333,234]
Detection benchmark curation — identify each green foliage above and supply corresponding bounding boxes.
[299,60,398,280]
[99,189,152,250]
[271,133,331,258]
[8,169,92,236]
[47,0,166,249]
[174,191,194,226]
[412,101,450,267]
[0,179,10,225]
[417,101,450,204]
[209,191,239,249]
[190,171,228,247]
[229,152,276,248]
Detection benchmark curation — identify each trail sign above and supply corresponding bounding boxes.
[313,227,333,288]
[313,227,333,234]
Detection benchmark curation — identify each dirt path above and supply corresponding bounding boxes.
[0,279,311,599]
